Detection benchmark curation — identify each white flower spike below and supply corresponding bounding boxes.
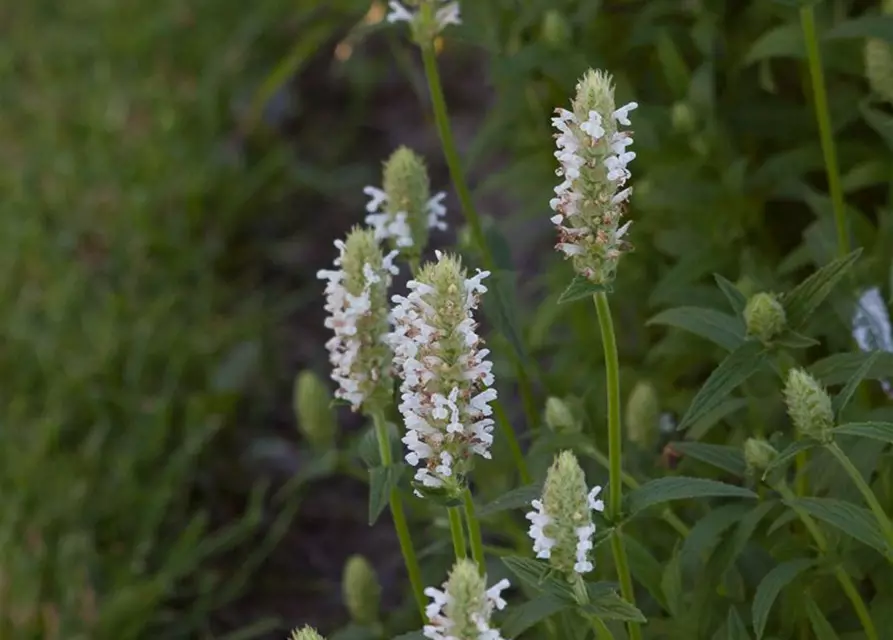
[387,0,461,40]
[851,287,893,397]
[318,227,399,412]
[389,252,496,499]
[551,69,637,286]
[526,451,605,577]
[423,559,510,640]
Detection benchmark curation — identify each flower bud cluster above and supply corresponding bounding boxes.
[526,451,605,577]
[317,227,399,412]
[389,252,497,497]
[423,559,510,640]
[550,69,637,286]
[783,368,834,443]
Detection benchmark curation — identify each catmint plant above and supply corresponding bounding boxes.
[422,559,510,640]
[290,627,325,640]
[387,0,461,44]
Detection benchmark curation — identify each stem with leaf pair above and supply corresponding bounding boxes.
[825,441,893,559]
[573,575,617,640]
[372,411,426,618]
[594,292,642,640]
[774,481,878,639]
[419,40,534,486]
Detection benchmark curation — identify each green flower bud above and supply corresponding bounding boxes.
[528,451,605,579]
[625,380,660,448]
[544,397,578,432]
[744,438,778,476]
[294,370,337,449]
[290,626,325,640]
[342,555,381,625]
[424,558,510,639]
[541,10,571,48]
[364,147,446,261]
[866,38,893,105]
[783,369,834,443]
[318,226,399,412]
[744,292,786,344]
[671,101,696,134]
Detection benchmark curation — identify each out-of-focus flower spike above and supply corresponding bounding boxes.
[422,558,510,640]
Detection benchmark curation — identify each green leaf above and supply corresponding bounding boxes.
[368,464,404,525]
[824,15,893,44]
[501,594,569,639]
[832,421,893,445]
[661,547,684,617]
[714,274,748,317]
[646,306,745,351]
[832,352,880,418]
[726,606,752,640]
[744,23,805,65]
[862,99,893,152]
[477,483,542,518]
[681,504,751,575]
[627,477,757,515]
[392,633,426,640]
[810,352,893,386]
[686,397,749,441]
[773,330,820,349]
[762,440,818,480]
[678,341,769,431]
[752,558,816,639]
[718,501,778,579]
[501,556,575,602]
[581,590,647,623]
[781,249,863,330]
[623,533,670,611]
[557,274,610,304]
[673,441,747,477]
[784,497,890,557]
[805,596,840,640]
[483,268,530,365]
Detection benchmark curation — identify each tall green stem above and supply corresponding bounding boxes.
[419,40,540,441]
[372,411,426,619]
[593,292,642,640]
[800,5,849,258]
[775,482,879,639]
[448,506,467,559]
[826,442,893,557]
[463,489,486,572]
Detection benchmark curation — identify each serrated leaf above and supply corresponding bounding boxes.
[501,594,569,639]
[623,533,670,611]
[832,421,893,444]
[752,558,816,639]
[478,483,543,518]
[646,306,745,351]
[762,440,818,480]
[678,341,769,431]
[673,441,747,477]
[368,464,404,525]
[358,422,399,468]
[627,477,757,515]
[810,352,893,385]
[686,397,749,441]
[805,596,840,640]
[581,590,647,623]
[500,556,575,602]
[832,352,880,418]
[781,249,863,330]
[682,504,751,575]
[714,273,748,317]
[718,501,778,579]
[784,497,890,557]
[726,607,752,640]
[773,330,820,349]
[557,274,610,304]
[824,15,893,44]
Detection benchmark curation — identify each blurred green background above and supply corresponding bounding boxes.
[2,0,891,638]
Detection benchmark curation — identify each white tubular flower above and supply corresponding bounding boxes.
[423,559,510,640]
[525,451,605,577]
[550,69,637,286]
[387,0,461,41]
[851,287,893,397]
[318,226,399,412]
[365,146,447,261]
[389,252,495,499]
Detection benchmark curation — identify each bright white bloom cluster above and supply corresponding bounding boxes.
[852,287,893,397]
[550,69,637,286]
[389,251,496,497]
[526,451,605,576]
[423,559,509,640]
[387,0,461,34]
[364,186,447,249]
[318,228,399,411]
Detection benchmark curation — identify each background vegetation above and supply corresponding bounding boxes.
[3,0,891,638]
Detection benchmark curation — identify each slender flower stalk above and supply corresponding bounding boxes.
[800,5,849,259]
[463,488,486,573]
[422,559,510,640]
[448,505,468,559]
